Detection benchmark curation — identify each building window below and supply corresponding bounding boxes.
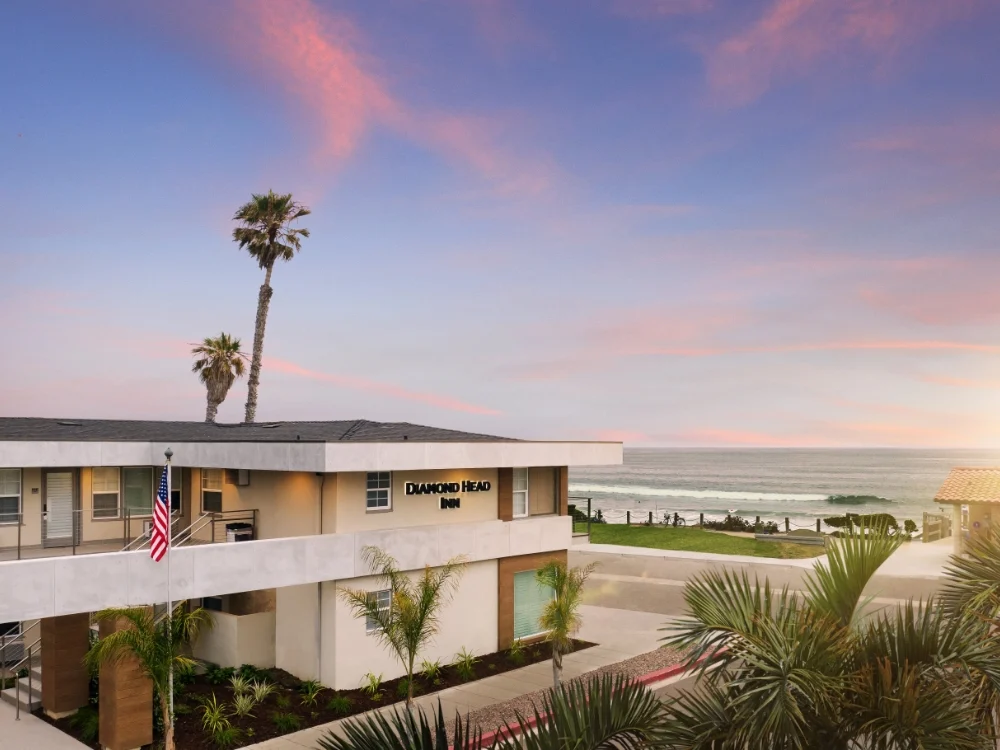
[123,468,154,517]
[156,466,183,514]
[366,472,391,511]
[365,589,391,633]
[513,570,554,640]
[0,469,21,525]
[512,468,529,518]
[202,469,223,513]
[92,467,121,519]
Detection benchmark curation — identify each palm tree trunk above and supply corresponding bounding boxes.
[161,694,174,750]
[205,394,219,423]
[552,644,563,688]
[407,659,414,708]
[244,263,274,423]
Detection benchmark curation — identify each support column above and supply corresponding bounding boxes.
[953,503,964,555]
[497,468,513,522]
[40,613,90,718]
[275,583,320,681]
[98,616,153,750]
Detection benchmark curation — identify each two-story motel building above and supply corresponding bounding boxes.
[0,418,620,742]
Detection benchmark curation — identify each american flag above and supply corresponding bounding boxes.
[151,462,170,562]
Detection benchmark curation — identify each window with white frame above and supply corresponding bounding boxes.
[202,469,223,513]
[512,468,529,518]
[365,589,391,633]
[366,472,391,511]
[92,467,121,519]
[0,469,21,525]
[123,467,154,516]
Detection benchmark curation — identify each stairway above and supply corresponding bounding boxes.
[0,660,42,714]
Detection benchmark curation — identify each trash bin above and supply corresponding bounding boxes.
[225,522,254,543]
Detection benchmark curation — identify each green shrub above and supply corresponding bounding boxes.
[200,693,229,734]
[250,679,276,703]
[229,673,251,696]
[361,672,383,701]
[326,694,352,715]
[206,665,236,685]
[212,725,242,748]
[454,648,478,681]
[68,706,99,743]
[232,693,257,718]
[238,663,267,682]
[274,693,292,709]
[396,677,413,699]
[507,639,526,665]
[420,658,443,685]
[300,679,324,707]
[271,711,303,733]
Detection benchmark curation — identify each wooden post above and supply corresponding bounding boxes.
[816,519,821,533]
[785,517,790,533]
[755,516,761,532]
[699,512,704,527]
[648,511,653,525]
[626,511,631,526]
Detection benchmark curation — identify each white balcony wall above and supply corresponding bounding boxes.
[191,610,276,669]
[0,515,571,623]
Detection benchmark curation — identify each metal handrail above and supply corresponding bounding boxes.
[121,513,190,552]
[1,619,39,677]
[11,633,41,720]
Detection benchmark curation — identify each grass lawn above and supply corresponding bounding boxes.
[578,523,826,559]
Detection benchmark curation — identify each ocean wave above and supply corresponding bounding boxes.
[568,483,829,503]
[826,494,893,505]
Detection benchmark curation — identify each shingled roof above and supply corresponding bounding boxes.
[935,467,1000,505]
[0,418,513,444]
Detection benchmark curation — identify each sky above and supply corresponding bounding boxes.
[2,0,1000,448]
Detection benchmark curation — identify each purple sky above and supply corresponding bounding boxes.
[3,0,1000,447]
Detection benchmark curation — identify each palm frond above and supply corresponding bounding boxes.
[316,700,480,750]
[536,561,596,655]
[941,532,1000,620]
[232,190,311,270]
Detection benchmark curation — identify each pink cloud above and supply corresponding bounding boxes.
[706,0,982,106]
[610,0,713,18]
[922,375,1000,389]
[644,340,1000,357]
[264,356,501,416]
[212,0,551,195]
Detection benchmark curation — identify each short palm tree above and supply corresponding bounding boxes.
[232,190,310,423]
[316,672,670,749]
[536,560,597,687]
[658,529,1000,749]
[191,332,247,422]
[85,604,212,750]
[339,546,465,706]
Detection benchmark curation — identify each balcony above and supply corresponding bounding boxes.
[0,514,571,623]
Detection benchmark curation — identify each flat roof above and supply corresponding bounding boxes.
[0,418,511,444]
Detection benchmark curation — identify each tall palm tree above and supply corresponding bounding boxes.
[536,560,597,687]
[339,546,465,707]
[316,673,670,750]
[191,333,247,422]
[657,529,1000,748]
[85,604,212,750]
[232,190,311,423]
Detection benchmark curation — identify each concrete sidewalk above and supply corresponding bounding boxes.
[0,701,90,750]
[247,612,661,749]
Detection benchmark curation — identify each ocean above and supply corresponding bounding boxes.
[569,448,1000,531]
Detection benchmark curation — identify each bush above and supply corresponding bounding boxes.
[702,514,779,534]
[454,648,478,681]
[326,694,352,715]
[420,658,443,685]
[396,677,413,699]
[238,663,268,682]
[361,672,383,701]
[271,711,303,733]
[206,664,236,685]
[274,693,292,709]
[299,679,324,707]
[507,639,526,665]
[824,513,899,531]
[68,706,99,743]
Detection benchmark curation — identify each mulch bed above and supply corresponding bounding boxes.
[40,639,594,749]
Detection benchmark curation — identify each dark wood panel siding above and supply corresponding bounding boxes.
[497,550,567,650]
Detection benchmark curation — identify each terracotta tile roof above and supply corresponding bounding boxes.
[935,467,1000,504]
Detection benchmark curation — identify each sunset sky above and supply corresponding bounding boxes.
[3,0,1000,447]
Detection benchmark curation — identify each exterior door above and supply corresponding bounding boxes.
[43,470,76,547]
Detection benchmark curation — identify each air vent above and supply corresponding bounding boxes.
[56,420,83,427]
[260,423,282,429]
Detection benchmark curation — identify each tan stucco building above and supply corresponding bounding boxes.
[934,467,1000,554]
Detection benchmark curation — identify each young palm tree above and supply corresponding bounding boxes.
[658,529,1000,749]
[232,190,310,423]
[536,560,597,687]
[316,673,670,750]
[191,333,247,422]
[339,546,465,707]
[85,604,211,750]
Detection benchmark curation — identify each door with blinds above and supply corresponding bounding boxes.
[43,470,77,547]
[513,570,555,640]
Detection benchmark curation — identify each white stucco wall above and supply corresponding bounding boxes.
[275,583,321,680]
[192,610,276,669]
[322,560,497,690]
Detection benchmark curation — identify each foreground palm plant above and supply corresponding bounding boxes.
[659,528,1000,749]
[191,332,247,423]
[339,546,465,706]
[315,672,669,749]
[232,190,310,423]
[86,604,212,750]
[536,560,597,687]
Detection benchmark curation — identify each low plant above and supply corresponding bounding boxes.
[326,694,352,715]
[420,658,443,685]
[300,679,324,707]
[396,677,413,699]
[238,663,267,682]
[229,673,251,696]
[232,693,257,718]
[274,693,292,709]
[271,711,303,733]
[507,638,526,665]
[68,705,99,743]
[211,725,242,748]
[200,693,230,735]
[206,664,236,685]
[174,701,192,716]
[453,648,477,681]
[175,661,197,690]
[361,672,384,701]
[250,679,276,703]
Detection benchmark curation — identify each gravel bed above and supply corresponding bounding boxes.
[445,647,688,742]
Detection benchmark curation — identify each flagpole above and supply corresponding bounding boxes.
[164,448,174,731]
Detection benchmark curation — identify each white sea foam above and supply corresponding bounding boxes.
[568,483,828,503]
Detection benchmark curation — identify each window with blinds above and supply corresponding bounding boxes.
[202,469,223,513]
[512,468,529,518]
[0,469,20,524]
[513,569,554,640]
[92,467,121,519]
[123,468,153,516]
